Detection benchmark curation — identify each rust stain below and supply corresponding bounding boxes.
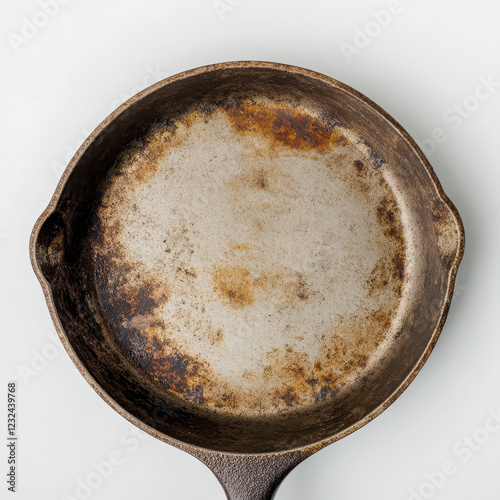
[265,347,320,406]
[365,259,390,292]
[224,100,344,151]
[262,300,397,409]
[263,345,338,407]
[353,159,365,174]
[206,327,225,345]
[295,273,309,301]
[374,192,406,296]
[212,266,314,309]
[279,386,300,407]
[85,92,408,416]
[228,155,292,199]
[115,122,177,185]
[146,339,241,409]
[91,207,242,410]
[94,255,170,332]
[94,252,240,408]
[255,170,268,190]
[212,265,256,309]
[215,392,239,409]
[229,242,251,251]
[157,351,203,394]
[176,266,198,280]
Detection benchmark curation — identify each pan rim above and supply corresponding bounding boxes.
[30,60,465,457]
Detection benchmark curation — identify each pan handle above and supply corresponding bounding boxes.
[194,450,309,500]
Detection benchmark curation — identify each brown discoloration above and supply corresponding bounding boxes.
[148,343,241,409]
[224,100,344,151]
[123,313,156,329]
[229,156,291,198]
[354,159,364,171]
[229,242,251,252]
[115,123,177,184]
[95,171,399,412]
[313,308,393,395]
[93,255,169,334]
[90,111,405,415]
[263,330,378,409]
[142,332,241,408]
[255,171,268,190]
[212,265,256,309]
[345,353,369,370]
[295,273,309,301]
[374,192,406,296]
[366,307,392,334]
[392,252,405,282]
[365,259,390,291]
[94,230,239,408]
[212,266,315,310]
[265,347,325,407]
[176,266,197,279]
[155,351,204,394]
[91,206,239,409]
[46,229,65,268]
[279,386,299,407]
[376,195,397,228]
[207,327,225,345]
[215,392,239,409]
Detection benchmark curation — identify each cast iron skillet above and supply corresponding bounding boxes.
[30,62,464,499]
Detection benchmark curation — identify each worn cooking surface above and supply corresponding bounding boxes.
[92,97,407,416]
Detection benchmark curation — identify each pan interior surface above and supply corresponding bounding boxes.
[94,99,405,416]
[34,65,463,453]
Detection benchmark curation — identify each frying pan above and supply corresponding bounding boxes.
[30,61,464,499]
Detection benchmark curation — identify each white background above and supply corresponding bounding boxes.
[1,0,499,499]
